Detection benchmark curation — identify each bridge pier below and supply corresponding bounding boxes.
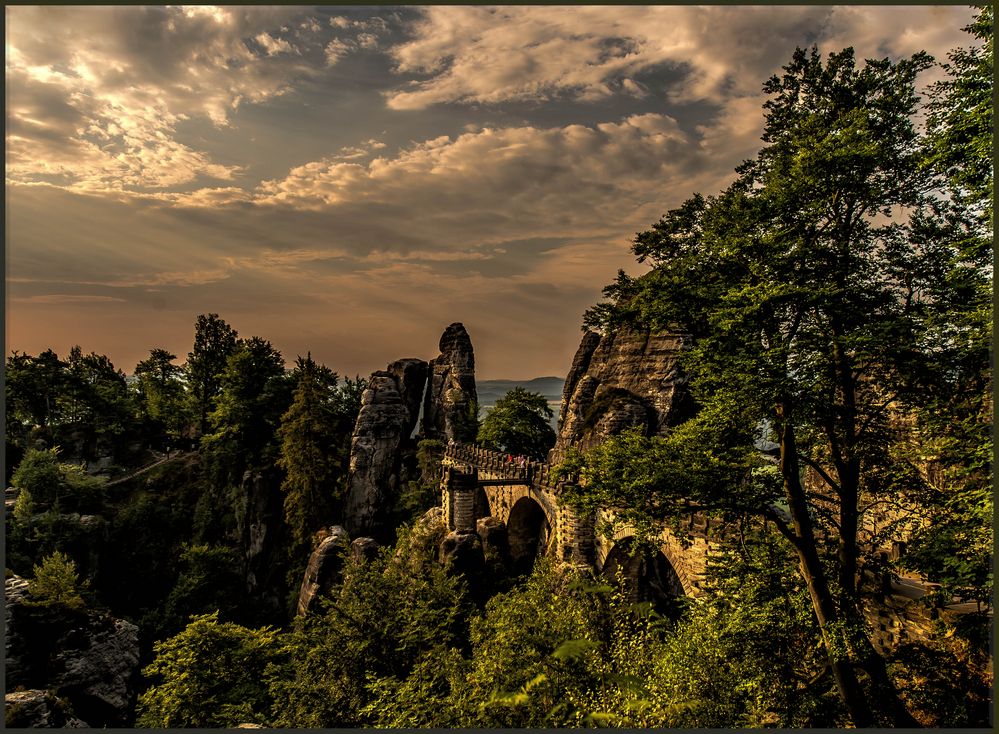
[443,466,478,533]
[557,493,594,566]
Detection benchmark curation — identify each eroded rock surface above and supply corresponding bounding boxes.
[422,323,477,441]
[5,575,140,727]
[343,372,416,538]
[550,326,693,464]
[5,689,88,728]
[296,526,350,617]
[350,537,380,563]
[387,358,430,438]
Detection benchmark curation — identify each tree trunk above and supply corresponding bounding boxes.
[778,411,874,727]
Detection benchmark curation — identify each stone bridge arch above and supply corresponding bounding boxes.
[595,513,703,598]
[600,535,688,614]
[440,443,712,595]
[506,496,551,573]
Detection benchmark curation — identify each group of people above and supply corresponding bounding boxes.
[505,453,528,468]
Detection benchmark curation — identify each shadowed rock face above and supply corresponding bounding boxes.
[422,323,478,441]
[550,326,693,464]
[5,575,140,727]
[343,371,417,538]
[387,358,430,438]
[296,526,350,617]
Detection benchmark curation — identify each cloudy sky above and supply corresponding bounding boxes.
[5,5,977,379]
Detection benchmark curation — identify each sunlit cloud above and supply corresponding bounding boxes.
[5,5,980,378]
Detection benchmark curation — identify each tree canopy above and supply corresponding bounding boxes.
[478,387,557,460]
[570,41,991,727]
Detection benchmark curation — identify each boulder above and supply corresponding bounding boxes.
[422,323,478,441]
[439,530,485,580]
[350,537,380,563]
[477,516,511,565]
[5,689,88,728]
[296,526,350,617]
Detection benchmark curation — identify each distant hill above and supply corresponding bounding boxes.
[477,376,565,431]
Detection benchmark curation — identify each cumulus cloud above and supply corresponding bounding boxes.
[253,114,697,242]
[5,5,319,190]
[384,5,975,110]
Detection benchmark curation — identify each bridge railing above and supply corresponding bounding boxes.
[442,442,571,489]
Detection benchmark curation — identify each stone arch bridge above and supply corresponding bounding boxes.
[440,442,728,602]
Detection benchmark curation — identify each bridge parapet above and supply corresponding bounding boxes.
[442,442,570,492]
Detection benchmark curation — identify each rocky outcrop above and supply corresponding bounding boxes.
[422,323,478,441]
[237,468,287,622]
[550,326,694,464]
[387,358,430,438]
[296,526,350,617]
[5,575,140,727]
[5,689,88,728]
[350,537,380,563]
[439,530,485,579]
[557,330,602,433]
[343,370,423,538]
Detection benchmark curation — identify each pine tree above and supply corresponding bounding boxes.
[277,354,340,546]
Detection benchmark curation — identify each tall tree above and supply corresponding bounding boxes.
[570,45,987,726]
[899,5,993,607]
[134,349,189,450]
[478,387,556,460]
[185,314,239,435]
[277,354,341,546]
[202,336,287,483]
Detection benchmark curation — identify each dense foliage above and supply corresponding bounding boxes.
[570,22,991,728]
[478,387,557,460]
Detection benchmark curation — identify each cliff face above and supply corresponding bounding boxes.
[5,575,141,727]
[341,323,478,540]
[343,369,424,539]
[550,326,693,464]
[422,323,478,442]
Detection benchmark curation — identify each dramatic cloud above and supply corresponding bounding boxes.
[5,5,980,378]
[6,6,319,189]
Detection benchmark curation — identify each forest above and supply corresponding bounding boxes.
[4,8,993,729]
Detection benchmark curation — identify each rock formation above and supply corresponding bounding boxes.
[5,689,88,728]
[387,358,429,438]
[5,574,140,727]
[343,323,478,539]
[550,326,694,464]
[422,323,478,441]
[343,367,425,539]
[296,526,350,617]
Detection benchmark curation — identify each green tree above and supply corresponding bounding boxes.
[5,349,66,429]
[28,551,85,609]
[134,348,190,450]
[453,399,481,444]
[270,537,470,727]
[571,45,985,726]
[897,4,993,610]
[478,388,556,460]
[277,354,341,546]
[11,448,62,506]
[924,5,993,229]
[137,611,284,728]
[59,347,135,458]
[185,313,239,435]
[202,336,288,483]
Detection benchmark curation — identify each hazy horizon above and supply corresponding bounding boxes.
[5,5,976,380]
